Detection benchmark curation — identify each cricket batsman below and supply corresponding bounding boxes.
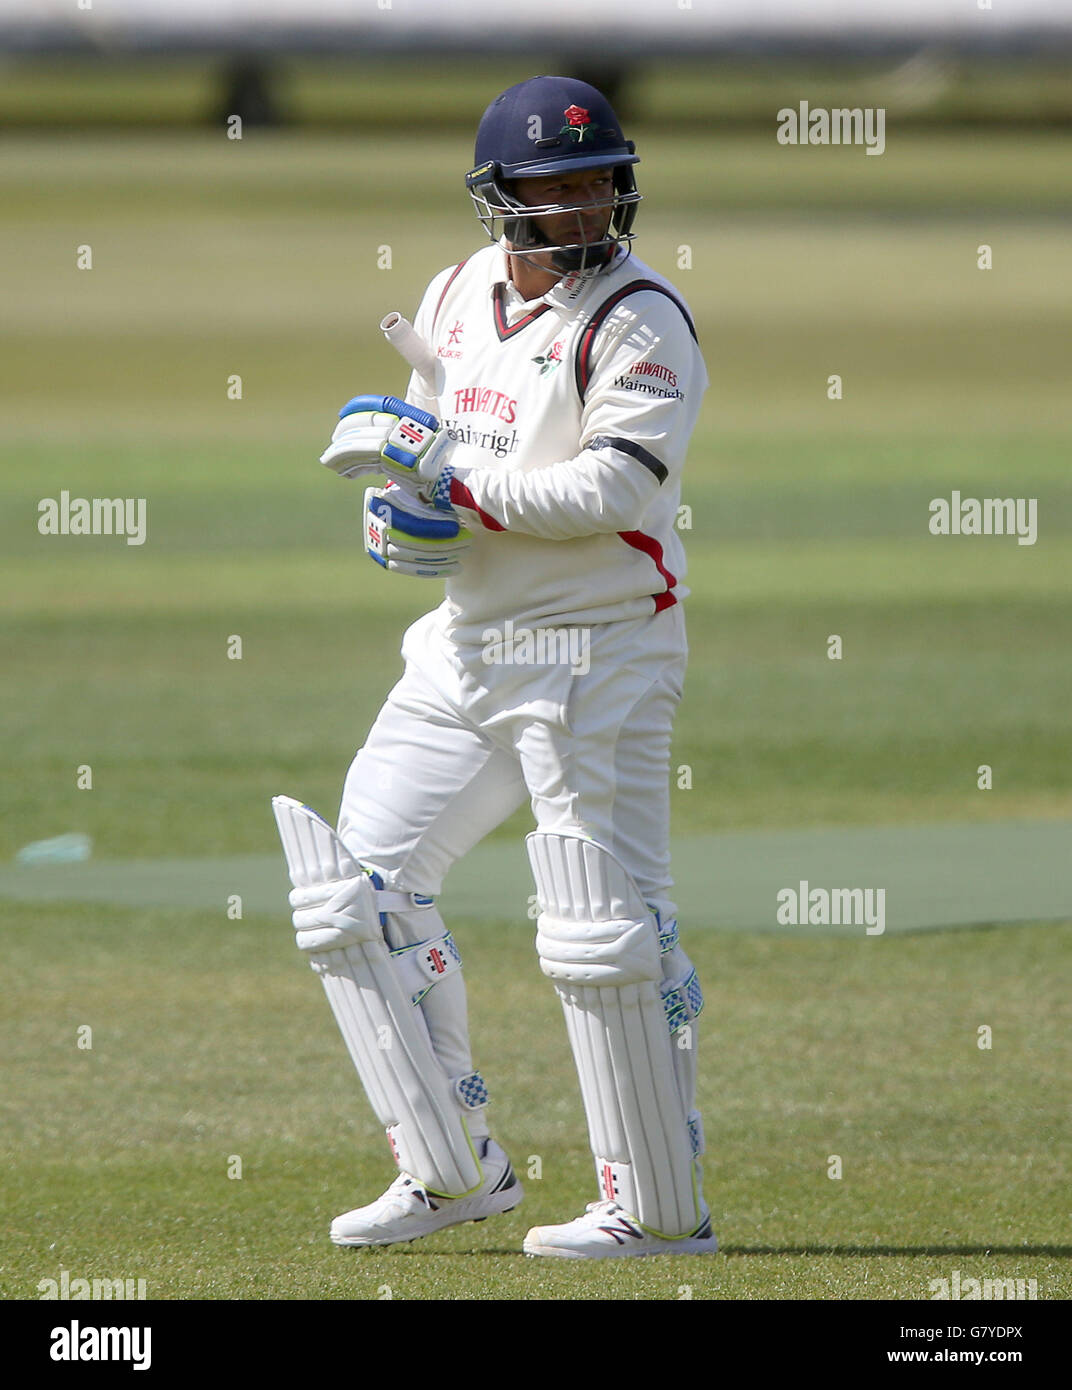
[273,75,715,1258]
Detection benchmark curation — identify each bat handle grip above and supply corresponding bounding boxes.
[380,396,439,430]
[380,311,444,395]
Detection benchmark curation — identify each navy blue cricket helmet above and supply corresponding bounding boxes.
[465,75,641,274]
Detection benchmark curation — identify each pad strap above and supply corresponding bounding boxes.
[662,968,704,1034]
[377,888,436,914]
[654,909,679,953]
[390,930,463,1005]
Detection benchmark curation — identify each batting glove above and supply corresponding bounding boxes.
[363,484,471,579]
[320,394,456,510]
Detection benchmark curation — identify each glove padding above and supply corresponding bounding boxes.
[363,484,471,578]
[321,394,455,507]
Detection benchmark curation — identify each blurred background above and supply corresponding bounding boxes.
[1,0,1070,1304]
[3,0,1069,855]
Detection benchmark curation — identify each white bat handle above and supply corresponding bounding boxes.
[380,312,444,398]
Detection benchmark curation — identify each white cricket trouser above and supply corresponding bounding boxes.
[337,603,687,920]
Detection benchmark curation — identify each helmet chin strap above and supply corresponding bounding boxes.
[506,238,613,282]
[547,240,615,274]
[511,213,616,275]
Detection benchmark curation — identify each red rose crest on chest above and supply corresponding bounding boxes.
[532,340,565,377]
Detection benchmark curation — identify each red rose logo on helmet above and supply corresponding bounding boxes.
[561,106,593,143]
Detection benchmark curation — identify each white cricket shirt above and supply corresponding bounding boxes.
[402,241,708,641]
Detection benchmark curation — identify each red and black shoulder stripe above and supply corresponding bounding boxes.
[574,279,697,400]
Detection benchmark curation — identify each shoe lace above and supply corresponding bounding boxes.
[583,1200,624,1220]
[384,1173,434,1208]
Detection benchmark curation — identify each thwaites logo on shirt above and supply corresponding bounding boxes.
[613,358,685,400]
[631,360,678,387]
[453,385,518,424]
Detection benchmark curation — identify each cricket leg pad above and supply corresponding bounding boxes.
[272,795,483,1196]
[527,830,705,1237]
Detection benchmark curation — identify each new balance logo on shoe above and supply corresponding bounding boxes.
[597,1213,644,1245]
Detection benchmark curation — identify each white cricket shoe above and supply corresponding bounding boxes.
[330,1138,522,1247]
[523,1200,718,1259]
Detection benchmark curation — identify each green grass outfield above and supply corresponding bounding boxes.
[1,124,1070,1300]
[1,906,1067,1301]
